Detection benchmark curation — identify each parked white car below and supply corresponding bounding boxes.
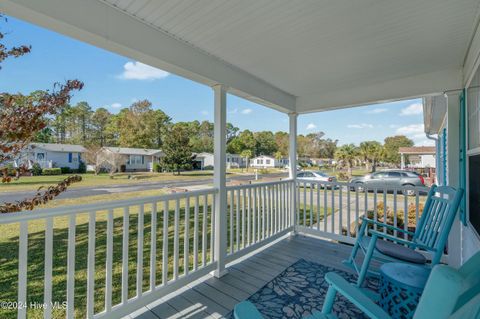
[297,171,337,188]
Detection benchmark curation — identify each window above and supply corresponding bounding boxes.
[266,159,271,164]
[469,155,480,234]
[130,155,143,165]
[388,172,401,178]
[68,152,72,163]
[297,172,304,178]
[36,153,45,161]
[258,159,263,164]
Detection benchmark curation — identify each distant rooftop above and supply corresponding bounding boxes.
[30,143,86,153]
[398,146,435,155]
[103,147,163,156]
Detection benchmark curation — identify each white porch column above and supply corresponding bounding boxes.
[446,92,462,267]
[400,153,405,170]
[213,84,228,277]
[289,113,298,233]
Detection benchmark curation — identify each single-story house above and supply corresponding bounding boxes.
[100,147,163,172]
[18,143,86,169]
[193,153,246,170]
[399,146,436,169]
[250,155,288,168]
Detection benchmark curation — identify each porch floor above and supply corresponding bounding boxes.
[130,236,357,319]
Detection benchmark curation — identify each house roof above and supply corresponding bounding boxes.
[398,147,436,155]
[30,143,86,153]
[103,147,163,156]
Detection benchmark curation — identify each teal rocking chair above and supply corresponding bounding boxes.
[344,185,464,286]
[233,251,480,319]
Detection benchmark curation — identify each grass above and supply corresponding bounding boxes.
[0,171,215,193]
[0,190,294,319]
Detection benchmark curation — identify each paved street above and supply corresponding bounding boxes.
[0,172,288,203]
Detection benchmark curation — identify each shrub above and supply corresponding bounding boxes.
[203,165,214,170]
[153,162,162,173]
[42,168,62,175]
[337,172,349,181]
[77,161,86,174]
[31,163,42,176]
[60,167,71,174]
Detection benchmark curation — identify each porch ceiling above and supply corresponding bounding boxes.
[2,0,480,113]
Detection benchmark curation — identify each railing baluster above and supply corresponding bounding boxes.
[150,203,157,290]
[309,184,313,228]
[18,221,28,319]
[229,191,234,253]
[137,205,144,296]
[393,189,398,237]
[303,182,307,227]
[242,188,246,248]
[105,209,114,312]
[194,196,199,270]
[266,186,271,236]
[347,184,351,237]
[173,199,180,279]
[383,189,388,234]
[121,207,129,303]
[339,185,343,236]
[262,186,266,239]
[210,194,215,262]
[253,187,257,244]
[331,184,335,234]
[324,183,328,232]
[355,187,359,236]
[202,194,207,266]
[184,197,190,275]
[247,187,251,246]
[364,185,368,236]
[373,188,378,230]
[44,217,53,319]
[86,212,96,318]
[67,214,76,318]
[162,201,169,285]
[236,189,240,250]
[404,191,408,240]
[415,190,420,226]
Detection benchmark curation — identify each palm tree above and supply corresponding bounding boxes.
[334,144,359,178]
[240,149,252,172]
[359,141,382,172]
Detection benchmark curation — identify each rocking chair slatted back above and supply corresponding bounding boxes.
[412,185,464,264]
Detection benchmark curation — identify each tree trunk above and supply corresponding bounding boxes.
[347,163,352,178]
[372,160,377,172]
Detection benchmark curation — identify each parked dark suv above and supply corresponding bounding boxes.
[349,170,425,195]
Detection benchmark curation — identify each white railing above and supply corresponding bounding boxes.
[0,178,429,319]
[225,179,294,262]
[295,179,429,244]
[0,188,219,319]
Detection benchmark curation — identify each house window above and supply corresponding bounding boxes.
[36,153,45,161]
[266,159,271,164]
[130,155,143,165]
[467,67,480,236]
[68,152,73,163]
[258,159,263,164]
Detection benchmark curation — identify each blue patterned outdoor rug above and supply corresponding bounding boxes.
[232,259,378,319]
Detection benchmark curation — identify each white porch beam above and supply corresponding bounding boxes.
[296,68,462,113]
[213,84,228,278]
[446,92,462,267]
[288,113,298,233]
[0,0,296,113]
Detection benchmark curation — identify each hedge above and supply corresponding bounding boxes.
[42,168,62,175]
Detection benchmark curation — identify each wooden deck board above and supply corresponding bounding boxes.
[135,235,357,319]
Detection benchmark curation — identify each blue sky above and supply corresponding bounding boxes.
[0,15,429,146]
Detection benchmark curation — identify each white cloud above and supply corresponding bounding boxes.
[119,61,170,80]
[241,108,253,115]
[366,108,388,114]
[110,103,122,109]
[200,110,209,116]
[347,123,374,129]
[306,123,317,130]
[400,103,423,116]
[396,123,424,135]
[389,124,400,128]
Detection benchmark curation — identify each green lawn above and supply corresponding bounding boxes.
[0,190,294,319]
[0,171,214,193]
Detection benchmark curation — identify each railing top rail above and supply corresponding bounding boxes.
[0,187,219,224]
[296,178,430,192]
[226,178,294,190]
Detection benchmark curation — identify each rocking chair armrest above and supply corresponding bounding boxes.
[361,217,415,236]
[368,230,435,252]
[323,272,391,319]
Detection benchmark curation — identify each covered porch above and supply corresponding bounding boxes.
[1,0,480,318]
